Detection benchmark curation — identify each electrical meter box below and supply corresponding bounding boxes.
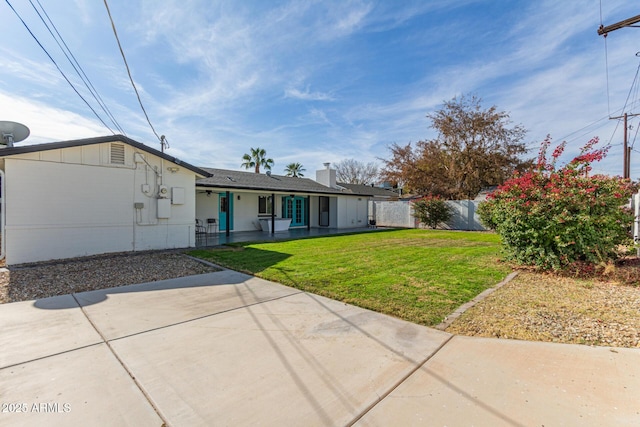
[158,185,169,198]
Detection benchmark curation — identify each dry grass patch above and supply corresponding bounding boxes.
[446,271,640,348]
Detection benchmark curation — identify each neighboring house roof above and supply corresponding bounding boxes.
[337,182,399,198]
[0,134,211,178]
[197,168,374,196]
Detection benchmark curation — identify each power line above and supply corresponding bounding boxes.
[28,0,127,135]
[103,0,163,143]
[4,0,116,134]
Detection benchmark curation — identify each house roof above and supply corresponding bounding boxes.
[197,168,373,196]
[337,182,399,198]
[0,135,211,178]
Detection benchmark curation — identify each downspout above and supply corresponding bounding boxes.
[225,190,230,237]
[307,195,311,230]
[0,169,4,260]
[271,193,275,234]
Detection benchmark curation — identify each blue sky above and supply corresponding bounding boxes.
[2,0,640,179]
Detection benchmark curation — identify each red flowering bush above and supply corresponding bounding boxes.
[412,195,453,229]
[478,136,634,270]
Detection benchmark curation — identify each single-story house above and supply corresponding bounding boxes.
[0,135,209,265]
[195,163,372,234]
[0,135,374,265]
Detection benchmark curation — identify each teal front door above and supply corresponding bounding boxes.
[282,196,307,227]
[219,192,234,231]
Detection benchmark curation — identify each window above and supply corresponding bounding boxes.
[258,195,272,215]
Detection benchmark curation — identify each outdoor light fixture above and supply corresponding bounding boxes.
[206,190,212,197]
[237,195,241,200]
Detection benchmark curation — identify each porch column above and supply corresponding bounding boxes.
[271,193,275,234]
[225,190,230,237]
[307,195,311,230]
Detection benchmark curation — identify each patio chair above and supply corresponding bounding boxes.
[206,218,218,234]
[196,219,208,246]
[196,218,207,234]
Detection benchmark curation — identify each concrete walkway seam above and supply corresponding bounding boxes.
[0,342,103,370]
[345,334,456,427]
[71,293,170,426]
[434,271,520,331]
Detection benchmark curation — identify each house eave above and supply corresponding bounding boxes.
[196,182,372,197]
[0,134,211,178]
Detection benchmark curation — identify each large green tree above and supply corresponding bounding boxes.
[381,95,531,199]
[241,147,274,173]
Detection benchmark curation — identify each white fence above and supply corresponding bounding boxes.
[370,200,487,231]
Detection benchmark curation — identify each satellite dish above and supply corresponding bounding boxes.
[0,121,30,147]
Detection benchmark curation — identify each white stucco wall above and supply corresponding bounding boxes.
[196,190,293,232]
[194,191,367,232]
[371,200,415,228]
[196,191,219,229]
[3,142,198,265]
[369,200,487,230]
[336,196,368,228]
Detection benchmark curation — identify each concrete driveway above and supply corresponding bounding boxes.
[1,269,639,426]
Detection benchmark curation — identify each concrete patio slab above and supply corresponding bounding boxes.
[0,344,162,427]
[0,295,102,368]
[4,268,640,426]
[108,291,451,426]
[74,270,300,340]
[356,335,640,426]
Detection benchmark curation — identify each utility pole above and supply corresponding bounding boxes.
[608,113,640,178]
[598,14,640,36]
[599,14,640,178]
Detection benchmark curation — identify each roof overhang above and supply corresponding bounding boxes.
[0,134,211,178]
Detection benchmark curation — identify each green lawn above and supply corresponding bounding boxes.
[188,229,511,326]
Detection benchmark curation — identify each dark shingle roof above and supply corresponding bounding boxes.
[197,168,372,196]
[0,135,210,177]
[337,182,398,198]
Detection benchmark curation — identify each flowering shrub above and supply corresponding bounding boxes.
[413,195,453,229]
[478,136,634,270]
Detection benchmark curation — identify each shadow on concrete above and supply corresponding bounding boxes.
[32,270,254,310]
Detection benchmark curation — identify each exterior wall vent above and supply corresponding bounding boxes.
[110,143,125,165]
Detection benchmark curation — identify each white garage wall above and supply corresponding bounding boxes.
[4,142,198,265]
[336,195,369,228]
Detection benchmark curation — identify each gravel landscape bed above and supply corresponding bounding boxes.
[0,251,220,304]
[446,271,640,348]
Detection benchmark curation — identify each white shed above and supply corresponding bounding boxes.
[0,135,210,265]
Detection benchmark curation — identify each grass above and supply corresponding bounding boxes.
[188,229,511,326]
[446,271,640,347]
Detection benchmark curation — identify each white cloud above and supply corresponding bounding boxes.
[0,91,106,143]
[284,87,335,101]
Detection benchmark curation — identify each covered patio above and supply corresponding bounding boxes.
[195,226,381,247]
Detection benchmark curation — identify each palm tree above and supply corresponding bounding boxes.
[284,162,305,177]
[241,147,274,173]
